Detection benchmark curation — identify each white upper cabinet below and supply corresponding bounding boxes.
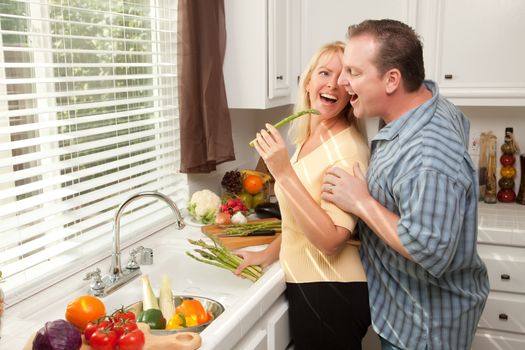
[417,0,525,106]
[224,0,300,109]
[300,0,416,68]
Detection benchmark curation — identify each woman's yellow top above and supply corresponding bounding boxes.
[274,126,370,283]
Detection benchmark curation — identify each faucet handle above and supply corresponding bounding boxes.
[84,268,105,294]
[126,246,144,270]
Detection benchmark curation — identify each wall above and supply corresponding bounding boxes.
[463,106,525,195]
[187,105,293,195]
[188,105,525,199]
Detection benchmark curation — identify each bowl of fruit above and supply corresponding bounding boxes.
[218,169,273,223]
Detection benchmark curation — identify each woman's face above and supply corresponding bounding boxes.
[306,52,350,119]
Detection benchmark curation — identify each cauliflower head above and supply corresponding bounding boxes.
[187,189,221,224]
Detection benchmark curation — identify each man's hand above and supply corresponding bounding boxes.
[321,163,372,217]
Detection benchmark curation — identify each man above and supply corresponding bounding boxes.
[322,19,489,350]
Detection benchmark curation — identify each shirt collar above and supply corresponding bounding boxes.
[372,80,438,143]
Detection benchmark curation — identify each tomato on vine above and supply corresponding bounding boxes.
[118,329,145,350]
[84,317,113,342]
[111,307,136,323]
[89,328,118,350]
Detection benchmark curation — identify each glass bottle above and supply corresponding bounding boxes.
[484,135,497,203]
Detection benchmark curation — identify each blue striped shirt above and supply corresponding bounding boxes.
[360,81,490,349]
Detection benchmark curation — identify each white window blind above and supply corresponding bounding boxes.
[0,0,187,303]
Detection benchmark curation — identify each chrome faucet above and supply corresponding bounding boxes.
[85,191,185,296]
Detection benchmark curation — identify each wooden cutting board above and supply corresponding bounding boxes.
[201,218,280,250]
[23,322,201,350]
[24,322,201,350]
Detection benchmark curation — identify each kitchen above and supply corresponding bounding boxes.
[1,0,525,349]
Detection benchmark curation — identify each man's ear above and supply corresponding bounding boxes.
[385,68,401,94]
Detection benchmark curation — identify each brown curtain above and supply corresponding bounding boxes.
[178,0,235,173]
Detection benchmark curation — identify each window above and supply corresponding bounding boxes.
[0,0,186,303]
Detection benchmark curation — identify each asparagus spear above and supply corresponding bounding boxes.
[249,109,320,147]
[219,221,281,236]
[186,237,264,282]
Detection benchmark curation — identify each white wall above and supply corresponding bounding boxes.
[188,105,525,198]
[463,106,525,195]
[187,105,293,195]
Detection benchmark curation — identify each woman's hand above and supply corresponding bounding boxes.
[321,162,372,217]
[233,250,272,276]
[253,123,292,179]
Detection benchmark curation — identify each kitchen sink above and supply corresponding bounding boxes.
[19,241,253,324]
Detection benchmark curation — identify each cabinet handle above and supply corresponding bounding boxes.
[276,75,283,80]
[444,74,453,79]
[499,313,508,321]
[501,274,510,280]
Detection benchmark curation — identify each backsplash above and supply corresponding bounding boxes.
[188,105,525,202]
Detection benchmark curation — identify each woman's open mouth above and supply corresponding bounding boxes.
[320,93,338,104]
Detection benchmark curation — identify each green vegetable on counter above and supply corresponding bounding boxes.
[248,109,320,147]
[219,220,281,236]
[137,308,167,330]
[186,237,263,282]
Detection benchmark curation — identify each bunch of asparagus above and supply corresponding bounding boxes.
[186,237,263,282]
[218,220,281,236]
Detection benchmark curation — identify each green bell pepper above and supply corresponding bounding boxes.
[138,308,167,329]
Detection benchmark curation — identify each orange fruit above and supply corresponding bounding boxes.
[243,175,263,195]
[65,295,106,330]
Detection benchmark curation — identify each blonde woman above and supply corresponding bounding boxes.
[235,42,371,349]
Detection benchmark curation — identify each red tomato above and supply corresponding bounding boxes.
[111,307,136,323]
[113,319,138,338]
[84,319,113,342]
[90,329,118,350]
[118,329,145,350]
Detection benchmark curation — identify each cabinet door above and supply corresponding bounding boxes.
[268,0,291,99]
[266,295,291,350]
[224,0,299,109]
[233,329,268,350]
[419,0,525,105]
[301,0,416,67]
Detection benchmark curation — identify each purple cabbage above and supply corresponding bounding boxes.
[32,319,82,350]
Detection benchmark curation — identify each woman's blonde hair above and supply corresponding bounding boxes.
[288,41,367,145]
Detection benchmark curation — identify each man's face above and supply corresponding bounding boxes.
[338,35,386,119]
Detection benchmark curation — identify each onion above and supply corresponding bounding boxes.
[215,212,231,225]
[33,319,82,350]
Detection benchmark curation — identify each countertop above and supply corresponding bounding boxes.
[0,222,285,350]
[2,202,524,349]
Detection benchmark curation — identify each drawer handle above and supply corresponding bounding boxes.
[444,74,453,79]
[501,274,510,280]
[499,313,508,321]
[276,75,284,80]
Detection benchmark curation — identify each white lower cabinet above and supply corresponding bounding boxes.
[474,204,525,349]
[233,294,291,350]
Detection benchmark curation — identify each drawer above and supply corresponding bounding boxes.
[478,244,525,293]
[473,329,525,350]
[478,291,525,334]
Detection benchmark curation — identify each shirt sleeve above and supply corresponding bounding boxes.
[395,169,466,278]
